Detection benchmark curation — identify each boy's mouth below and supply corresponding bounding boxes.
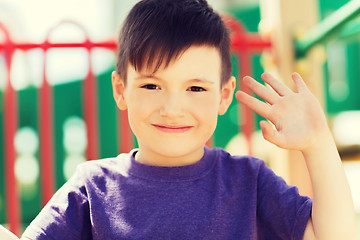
[152,124,193,133]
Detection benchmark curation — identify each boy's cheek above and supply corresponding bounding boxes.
[196,98,222,113]
[188,92,220,105]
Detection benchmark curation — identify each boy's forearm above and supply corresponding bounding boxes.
[301,131,356,240]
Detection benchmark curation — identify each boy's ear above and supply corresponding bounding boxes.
[111,71,127,110]
[218,76,236,115]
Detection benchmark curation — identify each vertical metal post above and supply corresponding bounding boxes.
[38,42,55,206]
[238,47,254,155]
[1,23,21,236]
[119,110,133,153]
[83,39,100,161]
[225,16,255,155]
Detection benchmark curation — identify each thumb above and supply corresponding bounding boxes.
[259,120,283,147]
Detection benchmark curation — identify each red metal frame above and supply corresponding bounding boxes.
[223,15,271,154]
[0,23,21,237]
[38,50,56,207]
[119,110,133,153]
[0,16,271,236]
[0,21,118,236]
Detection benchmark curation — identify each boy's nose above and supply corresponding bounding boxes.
[159,93,185,118]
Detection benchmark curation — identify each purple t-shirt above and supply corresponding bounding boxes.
[23,147,312,239]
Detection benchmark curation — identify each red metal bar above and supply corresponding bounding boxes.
[224,15,272,154]
[119,110,133,153]
[38,48,56,206]
[226,16,254,154]
[231,33,272,53]
[223,15,272,54]
[0,41,117,51]
[238,49,254,155]
[1,23,21,237]
[83,48,100,160]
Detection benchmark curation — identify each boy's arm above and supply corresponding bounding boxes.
[236,73,356,240]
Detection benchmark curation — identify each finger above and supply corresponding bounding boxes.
[261,73,292,96]
[291,72,309,93]
[235,91,271,119]
[242,76,278,104]
[259,120,284,147]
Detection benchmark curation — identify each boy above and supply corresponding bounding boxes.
[22,0,356,239]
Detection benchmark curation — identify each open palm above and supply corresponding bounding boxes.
[235,72,329,152]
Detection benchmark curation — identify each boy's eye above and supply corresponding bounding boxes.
[187,86,206,92]
[141,84,160,90]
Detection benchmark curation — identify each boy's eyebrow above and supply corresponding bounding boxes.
[134,74,160,80]
[188,78,215,84]
[135,74,215,84]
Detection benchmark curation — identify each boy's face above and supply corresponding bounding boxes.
[112,46,235,166]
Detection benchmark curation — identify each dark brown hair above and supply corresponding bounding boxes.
[116,0,232,86]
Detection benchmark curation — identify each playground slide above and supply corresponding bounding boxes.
[0,225,19,240]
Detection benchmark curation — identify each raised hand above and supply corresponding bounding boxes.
[235,72,329,152]
[236,73,357,239]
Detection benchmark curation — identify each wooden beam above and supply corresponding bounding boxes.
[259,0,325,197]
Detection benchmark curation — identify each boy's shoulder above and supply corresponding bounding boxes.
[71,151,134,182]
[213,147,266,169]
[210,147,271,181]
[81,152,131,169]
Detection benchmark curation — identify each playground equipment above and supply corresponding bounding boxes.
[0,21,119,236]
[259,0,360,198]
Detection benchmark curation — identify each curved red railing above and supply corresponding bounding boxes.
[0,21,118,236]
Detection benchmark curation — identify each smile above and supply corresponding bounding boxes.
[152,124,193,133]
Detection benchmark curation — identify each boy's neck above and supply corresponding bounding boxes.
[134,147,205,167]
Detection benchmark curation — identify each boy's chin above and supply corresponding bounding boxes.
[139,144,206,166]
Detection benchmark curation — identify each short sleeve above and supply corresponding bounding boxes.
[256,161,312,240]
[22,166,92,240]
